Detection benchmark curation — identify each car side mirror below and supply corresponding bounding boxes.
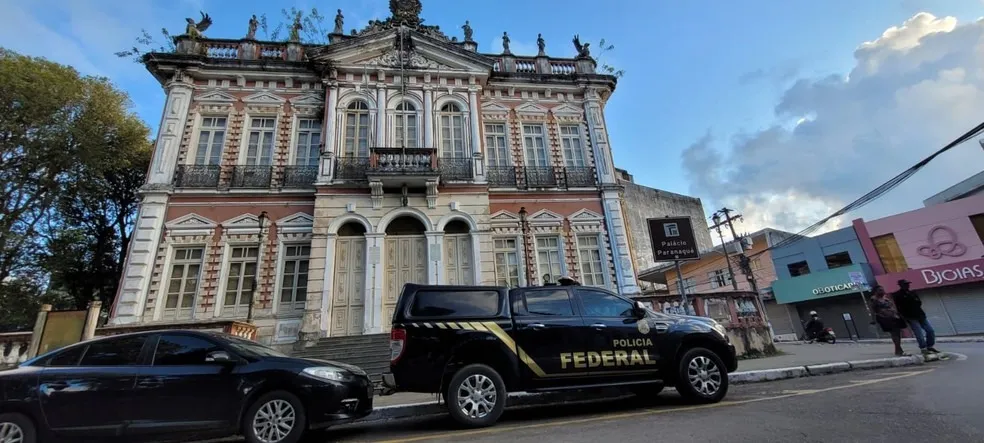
[632,301,647,319]
[205,350,235,364]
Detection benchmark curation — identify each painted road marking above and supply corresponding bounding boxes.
[368,369,935,443]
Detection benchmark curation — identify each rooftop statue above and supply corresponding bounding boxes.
[573,34,591,58]
[334,9,344,35]
[246,14,258,40]
[462,20,473,42]
[289,12,303,42]
[185,12,213,39]
[537,33,545,56]
[502,32,511,54]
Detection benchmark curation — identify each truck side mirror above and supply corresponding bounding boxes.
[633,301,647,319]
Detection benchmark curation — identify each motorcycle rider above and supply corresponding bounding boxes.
[804,311,825,341]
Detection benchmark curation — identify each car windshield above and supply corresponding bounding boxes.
[222,335,287,358]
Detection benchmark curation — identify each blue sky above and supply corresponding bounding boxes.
[3,0,984,234]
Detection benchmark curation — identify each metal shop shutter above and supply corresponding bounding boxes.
[939,286,984,335]
[916,292,955,337]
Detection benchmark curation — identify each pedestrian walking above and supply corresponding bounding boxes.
[892,279,940,356]
[870,285,909,356]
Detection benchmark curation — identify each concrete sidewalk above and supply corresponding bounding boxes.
[778,335,984,346]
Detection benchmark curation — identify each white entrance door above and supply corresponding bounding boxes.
[444,234,474,285]
[330,236,366,336]
[384,235,427,332]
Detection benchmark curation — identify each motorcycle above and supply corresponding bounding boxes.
[813,327,836,344]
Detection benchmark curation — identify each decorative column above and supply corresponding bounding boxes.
[426,231,444,284]
[375,87,387,147]
[423,87,434,148]
[110,72,193,325]
[318,84,338,183]
[582,87,640,295]
[468,88,485,182]
[364,233,385,334]
[313,233,337,337]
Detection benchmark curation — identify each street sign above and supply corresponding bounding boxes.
[848,271,866,286]
[647,216,700,261]
[842,312,853,321]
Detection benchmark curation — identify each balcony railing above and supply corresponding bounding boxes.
[369,148,437,174]
[231,165,273,188]
[487,166,518,187]
[561,166,597,188]
[439,157,474,181]
[520,166,557,188]
[488,165,598,189]
[174,164,221,188]
[281,165,318,188]
[334,156,370,181]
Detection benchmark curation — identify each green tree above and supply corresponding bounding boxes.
[0,48,150,325]
[596,38,625,78]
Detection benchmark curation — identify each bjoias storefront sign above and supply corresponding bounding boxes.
[876,257,984,291]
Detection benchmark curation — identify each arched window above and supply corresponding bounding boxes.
[394,101,418,148]
[439,103,467,158]
[343,101,370,157]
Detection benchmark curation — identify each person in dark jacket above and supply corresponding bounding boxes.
[892,279,939,355]
[870,285,909,356]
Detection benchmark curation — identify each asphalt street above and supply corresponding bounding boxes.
[314,343,984,443]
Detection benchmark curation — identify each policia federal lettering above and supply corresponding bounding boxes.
[560,338,657,369]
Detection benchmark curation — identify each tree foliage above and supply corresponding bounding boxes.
[596,38,625,79]
[0,48,150,328]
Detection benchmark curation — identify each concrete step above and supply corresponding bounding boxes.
[295,348,390,361]
[300,343,391,354]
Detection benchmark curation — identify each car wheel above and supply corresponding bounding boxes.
[446,364,507,428]
[0,412,35,443]
[243,391,307,443]
[675,347,729,404]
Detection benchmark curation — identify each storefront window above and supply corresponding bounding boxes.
[824,252,852,269]
[971,214,984,244]
[871,234,908,273]
[787,261,810,276]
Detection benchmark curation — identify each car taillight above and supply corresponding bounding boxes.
[390,327,406,364]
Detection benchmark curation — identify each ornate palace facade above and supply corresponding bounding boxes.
[109,0,641,344]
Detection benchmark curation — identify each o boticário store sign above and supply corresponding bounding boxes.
[772,263,874,304]
[876,257,984,292]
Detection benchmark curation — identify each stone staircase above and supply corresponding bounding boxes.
[291,334,391,383]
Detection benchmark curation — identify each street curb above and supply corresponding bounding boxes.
[777,337,984,345]
[365,388,628,423]
[729,355,924,385]
[360,356,928,423]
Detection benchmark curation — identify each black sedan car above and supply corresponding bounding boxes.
[0,330,373,443]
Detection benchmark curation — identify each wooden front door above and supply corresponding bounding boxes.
[444,234,474,285]
[330,236,366,336]
[384,235,427,332]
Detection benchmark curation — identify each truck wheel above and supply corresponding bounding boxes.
[446,364,507,428]
[674,347,728,404]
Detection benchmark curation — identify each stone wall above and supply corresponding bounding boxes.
[619,179,714,282]
[727,325,777,358]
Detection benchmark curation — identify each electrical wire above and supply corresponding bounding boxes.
[748,120,984,258]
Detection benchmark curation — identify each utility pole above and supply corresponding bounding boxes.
[711,207,773,333]
[709,212,740,290]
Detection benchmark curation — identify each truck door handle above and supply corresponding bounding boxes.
[590,323,607,329]
[527,323,546,330]
[44,382,68,392]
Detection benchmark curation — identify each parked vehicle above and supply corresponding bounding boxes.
[0,330,373,443]
[383,282,738,428]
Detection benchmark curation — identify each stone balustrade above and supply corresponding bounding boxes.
[96,319,258,341]
[172,36,600,75]
[0,332,31,368]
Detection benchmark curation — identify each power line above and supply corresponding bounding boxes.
[748,120,984,259]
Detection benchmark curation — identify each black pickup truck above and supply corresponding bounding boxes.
[382,282,737,427]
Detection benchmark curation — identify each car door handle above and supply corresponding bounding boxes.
[590,323,607,329]
[653,323,669,332]
[527,323,546,330]
[137,378,163,388]
[44,382,68,391]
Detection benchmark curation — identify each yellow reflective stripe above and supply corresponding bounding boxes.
[436,323,448,329]
[448,323,461,329]
[469,322,489,332]
[424,323,434,328]
[482,322,547,377]
[411,323,419,328]
[458,323,476,331]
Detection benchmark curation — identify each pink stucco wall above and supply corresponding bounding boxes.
[862,193,984,270]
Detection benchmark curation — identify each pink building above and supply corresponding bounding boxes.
[854,192,984,335]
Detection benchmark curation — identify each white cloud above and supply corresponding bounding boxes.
[683,12,984,234]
